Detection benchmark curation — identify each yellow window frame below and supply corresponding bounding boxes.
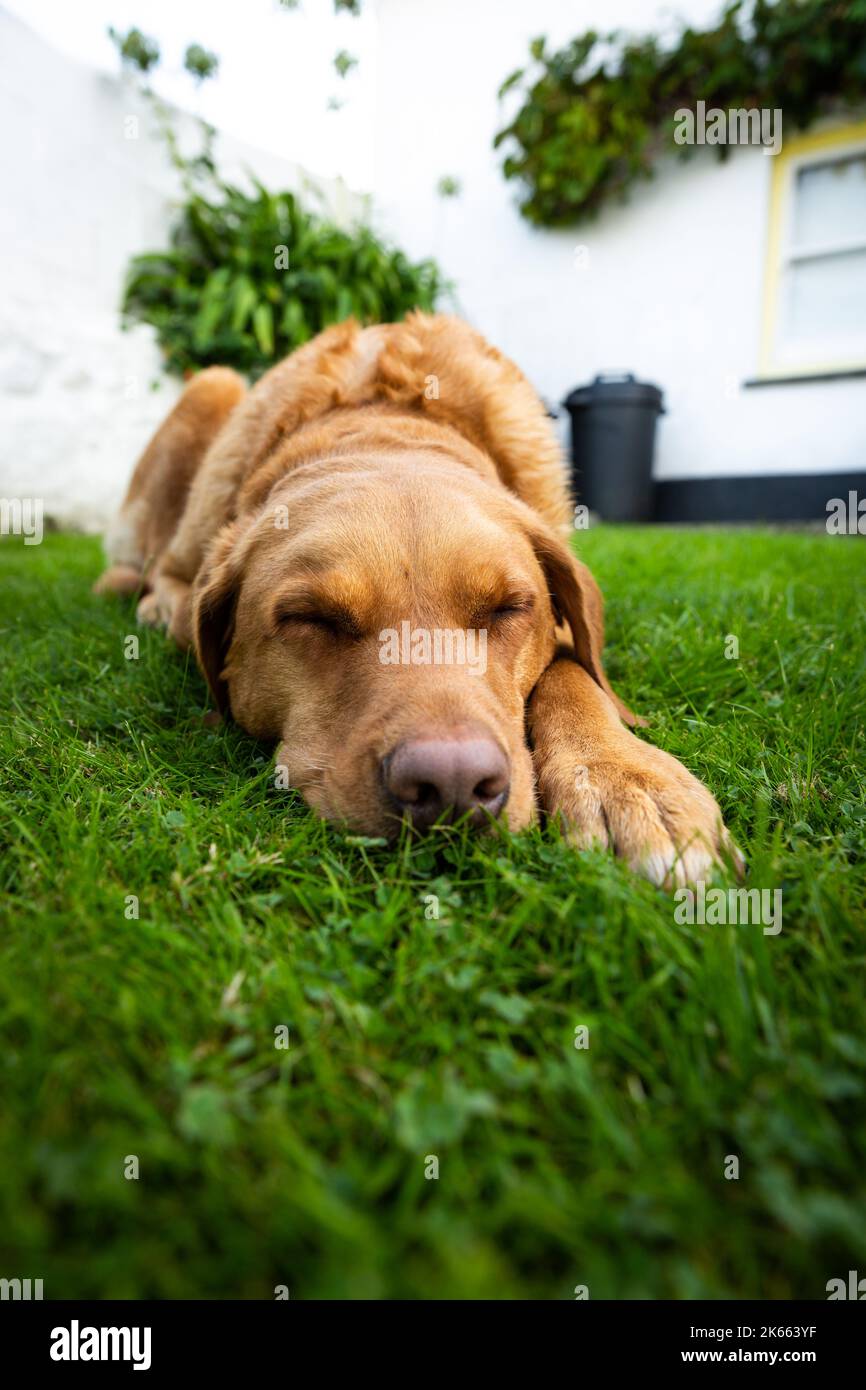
[759,119,866,379]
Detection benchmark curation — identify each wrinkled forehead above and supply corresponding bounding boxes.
[247,464,542,604]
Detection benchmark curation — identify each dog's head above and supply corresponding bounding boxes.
[192,449,632,835]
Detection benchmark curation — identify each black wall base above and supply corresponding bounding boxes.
[653,472,866,524]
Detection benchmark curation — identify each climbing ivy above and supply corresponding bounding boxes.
[494,0,866,227]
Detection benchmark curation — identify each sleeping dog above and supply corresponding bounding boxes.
[96,313,739,885]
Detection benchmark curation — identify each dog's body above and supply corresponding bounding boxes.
[96,313,737,884]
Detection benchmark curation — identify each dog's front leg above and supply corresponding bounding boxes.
[136,573,194,650]
[527,658,740,887]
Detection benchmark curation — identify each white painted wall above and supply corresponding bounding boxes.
[0,9,361,531]
[372,0,866,482]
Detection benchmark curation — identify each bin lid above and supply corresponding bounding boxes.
[563,373,664,411]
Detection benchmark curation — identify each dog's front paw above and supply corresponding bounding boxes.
[135,591,163,628]
[539,736,742,888]
[136,573,193,649]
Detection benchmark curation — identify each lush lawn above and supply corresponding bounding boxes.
[0,527,864,1300]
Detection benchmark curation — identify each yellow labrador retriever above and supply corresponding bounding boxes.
[96,313,738,885]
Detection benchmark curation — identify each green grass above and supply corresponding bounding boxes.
[1,527,864,1300]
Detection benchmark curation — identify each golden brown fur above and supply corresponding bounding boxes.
[96,312,739,885]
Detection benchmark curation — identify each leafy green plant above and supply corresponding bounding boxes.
[110,9,442,378]
[494,0,866,227]
[107,23,220,185]
[108,25,160,74]
[436,176,462,199]
[333,49,358,79]
[184,44,220,85]
[122,179,446,378]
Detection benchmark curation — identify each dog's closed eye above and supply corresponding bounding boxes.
[475,593,535,628]
[492,598,534,619]
[271,604,363,640]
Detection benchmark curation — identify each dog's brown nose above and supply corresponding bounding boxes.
[383,730,510,830]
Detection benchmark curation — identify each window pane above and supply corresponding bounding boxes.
[792,153,866,248]
[782,247,866,340]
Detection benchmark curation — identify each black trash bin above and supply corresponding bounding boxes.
[563,373,665,522]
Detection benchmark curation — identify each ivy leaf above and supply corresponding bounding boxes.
[333,50,358,79]
[497,67,525,99]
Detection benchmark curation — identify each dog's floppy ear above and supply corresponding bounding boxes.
[191,520,247,717]
[526,517,642,728]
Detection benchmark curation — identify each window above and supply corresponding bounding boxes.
[759,121,866,378]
